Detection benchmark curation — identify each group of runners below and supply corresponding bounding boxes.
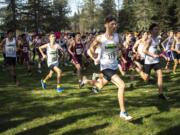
[0,15,179,121]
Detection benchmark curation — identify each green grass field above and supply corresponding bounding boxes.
[0,57,180,135]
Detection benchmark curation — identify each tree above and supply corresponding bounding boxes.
[0,0,70,33]
[119,0,180,32]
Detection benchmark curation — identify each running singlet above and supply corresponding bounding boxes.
[5,38,16,57]
[138,42,145,60]
[164,37,174,51]
[145,37,160,64]
[46,43,59,67]
[75,43,83,56]
[22,42,29,54]
[126,42,134,60]
[99,33,119,71]
[175,41,180,52]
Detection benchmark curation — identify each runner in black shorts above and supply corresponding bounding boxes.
[171,31,180,74]
[142,23,168,100]
[0,29,20,86]
[68,33,84,88]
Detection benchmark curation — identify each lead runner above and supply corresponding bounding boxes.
[82,15,133,121]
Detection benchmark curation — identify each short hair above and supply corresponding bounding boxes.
[75,32,81,37]
[104,15,117,24]
[7,29,14,34]
[149,23,159,31]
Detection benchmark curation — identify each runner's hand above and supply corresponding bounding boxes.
[42,54,47,60]
[153,54,159,58]
[94,59,100,65]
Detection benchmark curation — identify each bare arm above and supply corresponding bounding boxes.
[56,43,64,52]
[88,35,101,61]
[133,40,140,53]
[68,40,75,56]
[39,44,48,59]
[0,39,6,49]
[16,40,21,51]
[171,39,180,54]
[161,38,168,50]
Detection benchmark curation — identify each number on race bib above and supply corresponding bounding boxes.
[7,47,15,55]
[108,52,116,59]
[51,57,58,62]
[76,48,82,55]
[23,47,28,53]
[128,51,132,58]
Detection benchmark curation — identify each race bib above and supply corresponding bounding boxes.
[23,47,28,53]
[6,45,16,56]
[49,51,58,62]
[107,51,116,60]
[128,51,133,58]
[51,56,58,62]
[76,48,83,55]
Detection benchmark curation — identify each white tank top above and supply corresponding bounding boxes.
[5,38,16,57]
[175,40,180,51]
[99,33,119,71]
[165,37,174,51]
[46,43,59,67]
[138,41,145,60]
[145,37,160,64]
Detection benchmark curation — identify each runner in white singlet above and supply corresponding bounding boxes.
[39,33,64,92]
[0,29,20,86]
[81,15,132,121]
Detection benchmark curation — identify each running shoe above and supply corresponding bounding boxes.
[158,94,169,100]
[41,80,46,89]
[79,81,84,88]
[79,76,87,88]
[92,73,97,80]
[57,87,64,92]
[120,112,133,121]
[38,69,42,73]
[91,87,99,94]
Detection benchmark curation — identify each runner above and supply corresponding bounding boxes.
[39,33,64,92]
[0,29,20,86]
[68,32,84,88]
[142,23,168,100]
[82,15,132,121]
[161,31,174,71]
[171,31,180,74]
[20,34,32,75]
[133,31,149,71]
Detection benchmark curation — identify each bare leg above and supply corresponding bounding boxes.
[111,74,126,112]
[156,69,163,94]
[43,70,54,82]
[173,59,178,74]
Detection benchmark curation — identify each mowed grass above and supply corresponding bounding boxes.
[0,56,180,135]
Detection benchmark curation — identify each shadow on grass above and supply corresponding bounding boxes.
[131,112,160,125]
[156,124,180,135]
[16,111,104,135]
[62,123,109,135]
[0,59,180,134]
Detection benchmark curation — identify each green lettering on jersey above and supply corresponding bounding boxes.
[50,51,57,55]
[8,44,15,47]
[105,44,116,49]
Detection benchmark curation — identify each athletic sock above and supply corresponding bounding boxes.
[57,84,61,88]
[43,80,46,83]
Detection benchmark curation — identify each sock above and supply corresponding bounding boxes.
[43,80,46,83]
[57,84,61,88]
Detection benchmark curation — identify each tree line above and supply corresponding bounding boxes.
[0,0,179,33]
